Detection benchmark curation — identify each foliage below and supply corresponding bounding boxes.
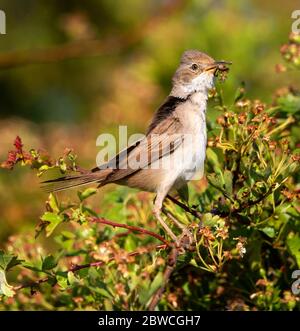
[0,31,300,311]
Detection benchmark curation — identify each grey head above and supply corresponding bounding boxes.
[171,50,231,98]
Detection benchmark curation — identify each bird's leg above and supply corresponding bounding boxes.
[153,193,178,243]
[163,209,194,246]
[162,207,185,230]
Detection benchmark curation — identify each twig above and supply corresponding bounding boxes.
[148,246,179,310]
[112,230,132,238]
[166,195,201,219]
[13,277,49,291]
[91,216,171,246]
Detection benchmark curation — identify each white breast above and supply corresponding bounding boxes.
[171,93,208,186]
[180,110,207,182]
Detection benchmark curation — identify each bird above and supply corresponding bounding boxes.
[42,50,231,243]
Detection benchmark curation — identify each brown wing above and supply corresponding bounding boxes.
[91,96,185,184]
[96,114,184,184]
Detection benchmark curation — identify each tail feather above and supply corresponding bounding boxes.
[41,171,110,193]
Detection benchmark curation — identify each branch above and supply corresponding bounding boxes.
[0,0,186,69]
[13,277,49,291]
[148,246,179,310]
[91,216,171,246]
[166,195,202,219]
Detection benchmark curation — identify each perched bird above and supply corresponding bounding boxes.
[42,50,231,242]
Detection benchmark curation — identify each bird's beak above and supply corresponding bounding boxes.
[204,61,232,73]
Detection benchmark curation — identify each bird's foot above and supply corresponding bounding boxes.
[153,209,178,243]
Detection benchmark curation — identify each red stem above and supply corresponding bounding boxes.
[91,217,171,246]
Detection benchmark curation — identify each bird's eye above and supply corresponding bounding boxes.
[191,63,199,71]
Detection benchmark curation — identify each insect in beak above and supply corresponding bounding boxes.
[205,61,232,77]
[204,61,232,76]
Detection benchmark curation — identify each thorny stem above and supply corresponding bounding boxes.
[91,216,171,247]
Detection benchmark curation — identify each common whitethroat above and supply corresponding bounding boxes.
[43,50,231,242]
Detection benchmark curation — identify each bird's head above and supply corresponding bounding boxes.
[171,50,231,98]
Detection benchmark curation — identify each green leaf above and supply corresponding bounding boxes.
[248,238,262,271]
[67,271,79,285]
[92,287,113,299]
[78,188,97,201]
[138,272,163,305]
[48,193,59,213]
[37,164,50,176]
[42,255,57,271]
[22,263,42,273]
[58,158,67,173]
[207,173,223,191]
[0,251,22,271]
[41,212,63,237]
[202,213,220,227]
[261,227,276,238]
[57,275,68,289]
[149,272,164,297]
[124,236,137,251]
[61,230,76,239]
[223,170,233,196]
[206,148,221,172]
[287,234,300,268]
[0,270,15,297]
[277,94,300,114]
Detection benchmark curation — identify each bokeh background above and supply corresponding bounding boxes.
[0,0,299,241]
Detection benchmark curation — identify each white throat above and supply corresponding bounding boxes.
[171,72,215,100]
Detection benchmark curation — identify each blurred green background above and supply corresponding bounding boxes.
[0,0,299,241]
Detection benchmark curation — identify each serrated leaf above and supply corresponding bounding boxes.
[42,255,57,271]
[41,212,63,237]
[0,251,22,271]
[0,270,15,297]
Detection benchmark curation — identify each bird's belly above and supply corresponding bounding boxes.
[118,128,207,193]
[175,129,207,185]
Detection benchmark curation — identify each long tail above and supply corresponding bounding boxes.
[41,170,111,193]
